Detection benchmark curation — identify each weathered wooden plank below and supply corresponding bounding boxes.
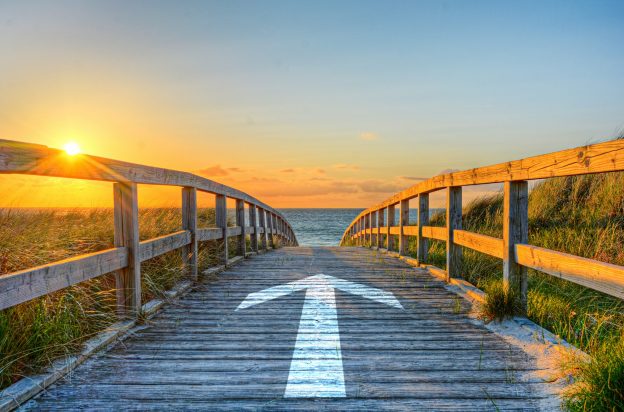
[181,187,198,279]
[235,199,246,257]
[226,226,242,237]
[0,248,128,311]
[113,182,141,315]
[387,204,396,251]
[196,227,223,241]
[453,230,504,259]
[0,139,290,224]
[446,187,462,281]
[248,203,258,252]
[215,194,228,264]
[417,193,429,263]
[139,230,191,262]
[421,225,447,241]
[515,244,624,300]
[504,181,529,312]
[341,139,624,241]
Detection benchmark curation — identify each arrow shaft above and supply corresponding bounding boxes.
[284,284,346,398]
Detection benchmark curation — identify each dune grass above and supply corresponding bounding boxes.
[416,173,624,410]
[0,207,239,389]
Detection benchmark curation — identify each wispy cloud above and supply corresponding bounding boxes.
[333,163,360,171]
[196,165,229,177]
[359,132,378,141]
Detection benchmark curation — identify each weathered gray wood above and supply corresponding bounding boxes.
[387,204,396,251]
[235,199,246,257]
[258,208,268,250]
[113,182,141,315]
[215,194,228,265]
[182,187,198,279]
[399,199,409,256]
[503,181,529,313]
[248,204,258,252]
[446,187,462,282]
[197,227,223,241]
[226,226,242,237]
[24,247,546,411]
[0,140,292,227]
[376,209,384,249]
[0,248,128,311]
[516,244,624,300]
[417,193,429,263]
[340,139,624,242]
[139,230,191,262]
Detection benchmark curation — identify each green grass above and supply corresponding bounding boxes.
[403,172,624,410]
[0,207,242,389]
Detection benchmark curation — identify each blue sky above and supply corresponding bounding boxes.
[1,0,623,206]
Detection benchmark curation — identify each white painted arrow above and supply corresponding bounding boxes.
[235,274,403,398]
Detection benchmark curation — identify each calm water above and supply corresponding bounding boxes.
[279,208,444,246]
[279,209,363,246]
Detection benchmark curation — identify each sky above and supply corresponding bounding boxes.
[1,0,623,208]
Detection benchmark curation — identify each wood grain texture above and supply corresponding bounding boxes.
[446,187,462,281]
[23,247,546,410]
[387,205,396,251]
[113,182,141,315]
[417,193,429,263]
[0,248,128,311]
[453,230,504,259]
[399,199,409,255]
[421,226,447,241]
[504,181,529,312]
[0,139,292,229]
[516,244,624,300]
[215,194,228,264]
[139,230,191,262]
[235,199,246,257]
[182,187,198,279]
[341,138,624,243]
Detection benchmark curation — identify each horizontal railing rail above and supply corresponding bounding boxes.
[340,139,624,309]
[0,139,298,313]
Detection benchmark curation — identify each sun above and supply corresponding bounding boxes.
[63,141,81,156]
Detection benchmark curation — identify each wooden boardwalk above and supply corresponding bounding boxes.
[22,247,549,411]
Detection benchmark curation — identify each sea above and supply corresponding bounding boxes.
[278,208,444,246]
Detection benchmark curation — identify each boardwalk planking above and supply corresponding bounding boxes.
[23,247,548,411]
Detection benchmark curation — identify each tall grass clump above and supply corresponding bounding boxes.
[404,169,624,410]
[0,207,233,389]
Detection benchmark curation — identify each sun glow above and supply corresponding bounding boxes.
[63,141,81,156]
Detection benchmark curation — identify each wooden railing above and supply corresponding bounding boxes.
[0,139,298,314]
[340,139,624,311]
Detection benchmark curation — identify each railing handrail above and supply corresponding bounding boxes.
[0,139,291,225]
[0,139,298,313]
[341,138,624,306]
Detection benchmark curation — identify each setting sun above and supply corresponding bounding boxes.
[63,141,81,156]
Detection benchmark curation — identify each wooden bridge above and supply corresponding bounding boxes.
[2,139,624,411]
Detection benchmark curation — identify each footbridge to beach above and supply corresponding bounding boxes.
[1,139,624,410]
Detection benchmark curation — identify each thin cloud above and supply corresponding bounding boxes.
[359,132,378,141]
[333,163,360,171]
[196,165,229,177]
[280,168,295,173]
[399,176,429,181]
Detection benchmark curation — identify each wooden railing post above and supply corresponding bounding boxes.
[399,199,409,256]
[248,203,258,252]
[370,211,376,248]
[182,187,198,280]
[446,187,462,281]
[387,204,396,251]
[259,208,268,250]
[215,194,228,265]
[113,182,141,316]
[417,193,429,263]
[235,199,246,257]
[272,214,278,246]
[503,181,529,313]
[377,208,384,249]
[267,213,275,248]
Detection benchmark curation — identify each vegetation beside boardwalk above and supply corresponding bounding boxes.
[422,173,624,411]
[0,207,240,389]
